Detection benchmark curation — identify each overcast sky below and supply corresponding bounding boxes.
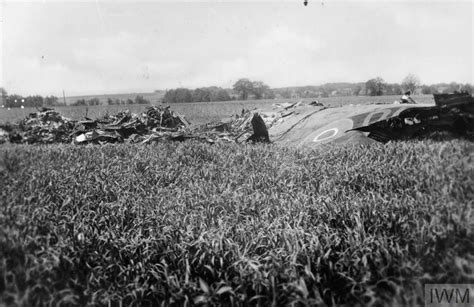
[1,0,473,96]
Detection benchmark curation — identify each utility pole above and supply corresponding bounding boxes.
[63,89,67,105]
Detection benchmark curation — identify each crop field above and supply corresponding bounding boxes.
[0,95,435,126]
[1,138,472,305]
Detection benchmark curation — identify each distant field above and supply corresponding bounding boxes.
[0,95,434,125]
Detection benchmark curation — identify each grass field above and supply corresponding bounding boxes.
[0,95,435,126]
[1,139,472,306]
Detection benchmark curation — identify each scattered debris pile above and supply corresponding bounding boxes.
[0,105,272,145]
[2,108,74,144]
[184,110,273,144]
[71,106,195,144]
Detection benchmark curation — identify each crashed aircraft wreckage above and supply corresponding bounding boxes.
[0,93,472,147]
[266,92,473,148]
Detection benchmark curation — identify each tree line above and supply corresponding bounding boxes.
[162,79,276,103]
[232,79,275,100]
[273,76,472,99]
[1,89,64,108]
[162,76,472,103]
[162,87,232,104]
[71,95,150,106]
[364,74,472,96]
[0,88,151,108]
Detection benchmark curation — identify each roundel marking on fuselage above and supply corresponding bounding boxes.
[309,118,354,144]
[313,128,338,142]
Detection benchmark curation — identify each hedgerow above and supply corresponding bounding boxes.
[0,140,472,306]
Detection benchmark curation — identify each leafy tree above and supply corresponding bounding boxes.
[265,89,276,99]
[44,96,59,106]
[421,85,432,95]
[72,99,87,106]
[280,89,292,99]
[135,95,150,104]
[394,86,403,95]
[87,98,100,106]
[320,91,329,98]
[212,89,231,102]
[460,83,472,94]
[192,88,211,102]
[384,84,402,95]
[126,98,134,104]
[163,86,233,103]
[175,88,193,103]
[365,77,386,96]
[1,88,7,105]
[322,85,336,96]
[107,98,124,105]
[251,81,269,99]
[162,90,176,104]
[162,88,193,103]
[430,85,439,94]
[233,78,254,100]
[5,94,23,108]
[352,85,362,96]
[442,82,461,94]
[26,95,44,107]
[206,87,225,101]
[401,74,421,94]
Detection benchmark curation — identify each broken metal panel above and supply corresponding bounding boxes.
[269,104,412,147]
[247,113,270,143]
[267,96,472,147]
